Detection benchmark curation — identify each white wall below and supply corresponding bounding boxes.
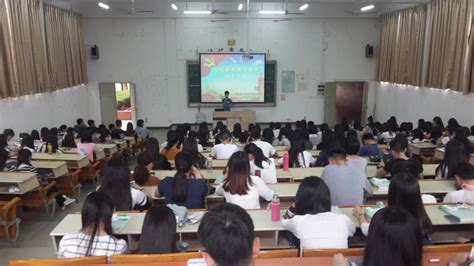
[0,84,101,135]
[83,18,379,127]
[374,82,474,126]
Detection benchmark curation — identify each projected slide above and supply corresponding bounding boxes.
[200,53,265,102]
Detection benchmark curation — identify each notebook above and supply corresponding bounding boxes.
[369,178,390,192]
[438,205,474,223]
[364,203,385,219]
[112,214,131,233]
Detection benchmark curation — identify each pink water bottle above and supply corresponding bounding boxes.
[283,151,289,171]
[271,194,281,221]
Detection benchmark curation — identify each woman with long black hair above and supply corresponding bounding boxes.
[136,205,177,254]
[157,152,208,209]
[245,143,277,184]
[58,192,127,258]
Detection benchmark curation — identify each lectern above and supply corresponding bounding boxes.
[213,111,256,130]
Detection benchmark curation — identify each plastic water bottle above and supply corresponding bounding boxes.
[79,147,86,156]
[206,156,213,173]
[47,143,53,154]
[283,151,289,171]
[271,194,281,221]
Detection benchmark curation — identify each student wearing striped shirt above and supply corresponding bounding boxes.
[58,192,128,258]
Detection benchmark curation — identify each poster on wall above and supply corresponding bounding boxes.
[297,73,308,91]
[281,71,296,93]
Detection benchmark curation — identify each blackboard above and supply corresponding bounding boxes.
[187,60,276,104]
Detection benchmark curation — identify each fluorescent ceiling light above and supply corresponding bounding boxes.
[98,2,109,10]
[360,4,375,12]
[238,3,243,11]
[171,3,177,10]
[299,3,309,11]
[183,10,212,14]
[258,10,286,15]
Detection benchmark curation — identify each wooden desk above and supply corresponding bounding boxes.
[50,209,285,252]
[113,140,128,150]
[289,166,379,180]
[29,153,90,169]
[213,111,256,131]
[149,169,292,181]
[409,143,440,156]
[124,136,136,145]
[170,159,228,169]
[95,143,118,156]
[0,172,40,194]
[31,161,69,178]
[61,148,106,161]
[371,180,456,196]
[434,148,474,165]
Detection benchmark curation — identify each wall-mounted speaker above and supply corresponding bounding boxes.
[365,44,374,58]
[91,45,99,59]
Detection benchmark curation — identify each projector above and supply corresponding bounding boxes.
[242,54,254,60]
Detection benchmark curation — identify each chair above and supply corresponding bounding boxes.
[9,256,107,266]
[20,181,58,217]
[91,160,105,184]
[0,197,21,246]
[55,170,81,200]
[110,252,202,264]
[257,249,299,258]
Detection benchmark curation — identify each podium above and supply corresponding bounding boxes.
[213,111,256,130]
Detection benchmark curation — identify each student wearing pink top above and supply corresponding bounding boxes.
[77,130,97,162]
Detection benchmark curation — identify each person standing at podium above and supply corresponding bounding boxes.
[221,91,233,111]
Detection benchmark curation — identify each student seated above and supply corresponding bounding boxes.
[376,138,423,178]
[58,192,128,258]
[198,203,260,266]
[314,132,342,167]
[334,207,422,266]
[216,151,274,209]
[61,130,77,148]
[321,149,372,205]
[37,133,62,153]
[157,152,208,209]
[282,176,355,249]
[14,149,75,209]
[20,134,36,153]
[133,152,160,186]
[209,130,238,160]
[250,127,276,158]
[136,205,177,254]
[344,136,367,174]
[444,163,474,203]
[435,140,467,179]
[358,133,387,157]
[135,119,150,140]
[125,122,135,137]
[160,131,182,161]
[182,137,206,168]
[353,172,433,244]
[261,128,275,145]
[275,127,291,147]
[244,143,277,184]
[288,137,313,168]
[98,158,149,211]
[76,130,97,162]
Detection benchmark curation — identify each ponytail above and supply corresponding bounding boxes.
[171,172,188,203]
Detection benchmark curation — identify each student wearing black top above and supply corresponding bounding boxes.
[156,152,208,209]
[376,138,423,178]
[136,205,177,254]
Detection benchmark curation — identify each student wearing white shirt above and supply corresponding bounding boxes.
[287,136,314,168]
[344,136,367,174]
[275,127,291,147]
[282,176,355,249]
[443,162,474,203]
[58,192,127,258]
[216,151,274,209]
[244,143,277,184]
[98,158,149,211]
[210,131,238,159]
[250,128,276,158]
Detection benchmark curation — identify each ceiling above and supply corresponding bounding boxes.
[44,0,430,19]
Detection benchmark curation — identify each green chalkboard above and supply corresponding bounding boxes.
[187,60,276,104]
